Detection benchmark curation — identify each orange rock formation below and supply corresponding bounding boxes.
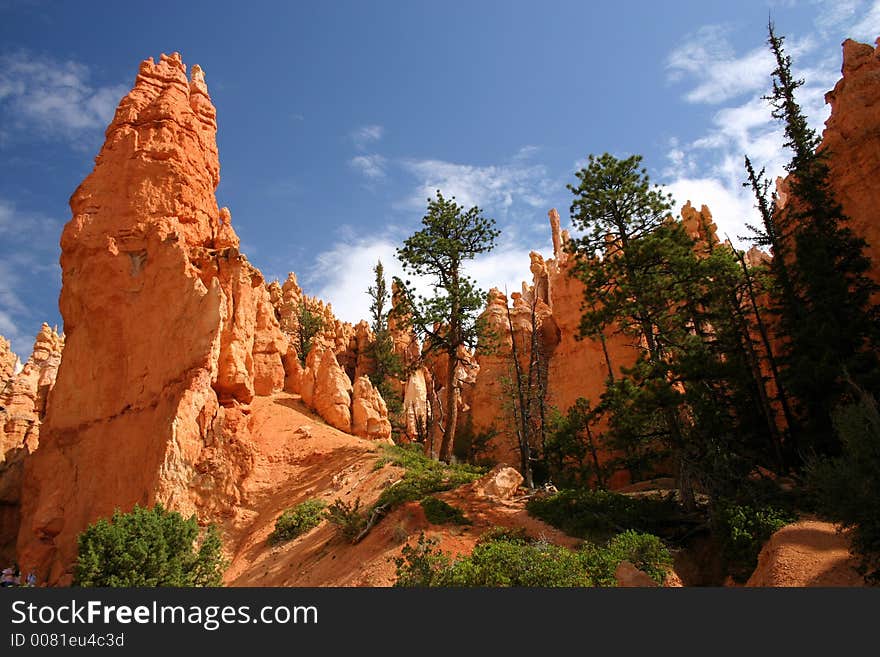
[821,38,880,283]
[16,53,288,584]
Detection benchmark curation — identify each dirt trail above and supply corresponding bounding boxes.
[746,519,864,587]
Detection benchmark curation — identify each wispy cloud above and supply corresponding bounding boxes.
[349,153,387,180]
[304,229,539,326]
[0,50,127,147]
[659,15,859,246]
[850,0,880,40]
[398,156,552,215]
[667,25,775,104]
[0,199,61,355]
[351,124,384,150]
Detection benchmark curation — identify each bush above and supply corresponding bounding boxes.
[807,393,880,581]
[526,488,680,542]
[269,499,327,545]
[586,530,673,585]
[438,538,593,587]
[392,529,672,587]
[393,533,450,587]
[326,498,368,542]
[420,497,470,525]
[74,504,226,587]
[375,444,483,510]
[712,501,793,582]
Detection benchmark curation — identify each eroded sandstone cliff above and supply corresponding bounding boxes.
[16,53,288,584]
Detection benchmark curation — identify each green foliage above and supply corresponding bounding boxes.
[367,259,390,336]
[74,504,226,587]
[420,497,470,525]
[437,538,593,587]
[295,303,324,365]
[268,499,327,546]
[393,533,450,587]
[745,25,880,458]
[393,529,672,587]
[526,488,680,542]
[375,444,483,510]
[325,498,368,542]
[600,530,674,585]
[808,392,880,581]
[711,501,794,582]
[366,259,405,396]
[393,190,500,461]
[542,399,608,489]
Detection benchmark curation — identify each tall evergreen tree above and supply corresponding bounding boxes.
[752,24,880,457]
[394,191,499,462]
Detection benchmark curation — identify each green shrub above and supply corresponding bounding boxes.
[392,529,672,587]
[439,538,593,587]
[420,497,470,525]
[374,444,483,510]
[590,530,673,585]
[475,526,531,545]
[526,488,680,542]
[712,501,793,582]
[326,498,368,542]
[269,499,327,545]
[807,394,880,581]
[393,533,451,587]
[74,503,226,587]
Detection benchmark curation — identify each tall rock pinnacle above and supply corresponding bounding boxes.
[17,53,287,584]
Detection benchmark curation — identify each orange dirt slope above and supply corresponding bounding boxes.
[222,391,573,586]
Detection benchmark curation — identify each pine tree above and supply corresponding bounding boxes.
[755,24,880,456]
[366,260,404,420]
[394,191,499,462]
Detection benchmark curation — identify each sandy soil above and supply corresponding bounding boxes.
[222,392,571,587]
[745,519,864,587]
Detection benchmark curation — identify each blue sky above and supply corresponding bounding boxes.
[0,0,878,356]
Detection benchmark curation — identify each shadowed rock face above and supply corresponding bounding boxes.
[16,53,287,585]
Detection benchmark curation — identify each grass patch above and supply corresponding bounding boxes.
[268,499,327,546]
[420,497,470,525]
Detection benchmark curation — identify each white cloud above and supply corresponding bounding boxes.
[0,198,61,242]
[661,16,850,248]
[0,50,127,144]
[0,260,32,357]
[667,25,773,104]
[304,230,541,326]
[351,124,384,150]
[666,25,819,105]
[850,0,880,40]
[349,153,387,180]
[399,157,552,214]
[814,0,862,33]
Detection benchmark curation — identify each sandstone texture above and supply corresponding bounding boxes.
[615,560,659,587]
[351,376,392,440]
[16,53,288,584]
[1,324,63,459]
[0,326,63,565]
[746,520,863,587]
[473,464,524,500]
[821,38,880,284]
